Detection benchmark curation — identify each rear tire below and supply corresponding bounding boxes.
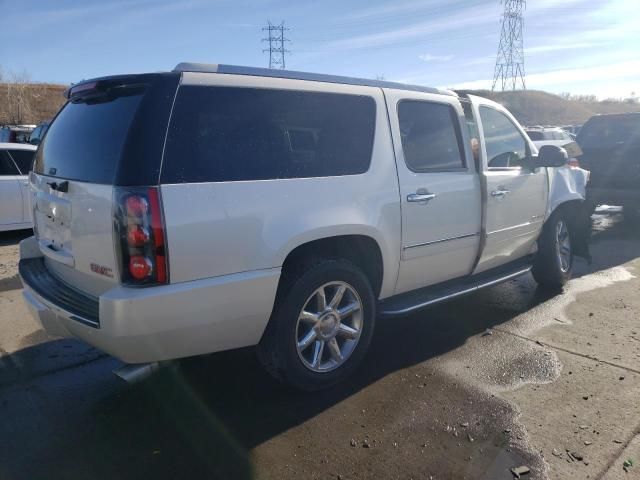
[257,258,376,391]
[532,210,573,290]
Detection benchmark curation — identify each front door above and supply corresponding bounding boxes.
[471,96,548,273]
[385,90,482,295]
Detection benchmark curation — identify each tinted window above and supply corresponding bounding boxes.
[35,87,145,183]
[577,115,640,149]
[8,150,35,174]
[526,131,543,141]
[0,152,20,176]
[29,125,46,145]
[398,100,465,172]
[162,86,376,183]
[480,107,528,169]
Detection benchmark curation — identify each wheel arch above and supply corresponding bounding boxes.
[277,233,386,300]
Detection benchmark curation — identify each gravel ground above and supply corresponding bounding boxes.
[0,212,639,480]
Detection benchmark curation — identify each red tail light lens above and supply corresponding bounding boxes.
[129,255,153,280]
[127,225,150,247]
[126,195,148,217]
[115,187,169,286]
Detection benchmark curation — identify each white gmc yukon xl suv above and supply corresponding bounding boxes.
[19,64,590,390]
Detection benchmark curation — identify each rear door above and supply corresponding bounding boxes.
[470,96,548,273]
[384,89,481,295]
[30,73,179,296]
[0,152,23,227]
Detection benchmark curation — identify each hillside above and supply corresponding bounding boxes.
[2,82,640,128]
[463,89,640,126]
[0,83,66,125]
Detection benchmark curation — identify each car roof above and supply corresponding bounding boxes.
[173,62,456,97]
[0,142,37,150]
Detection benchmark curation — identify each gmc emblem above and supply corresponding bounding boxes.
[90,263,114,278]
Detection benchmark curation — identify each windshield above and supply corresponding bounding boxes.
[578,115,640,149]
[526,131,543,140]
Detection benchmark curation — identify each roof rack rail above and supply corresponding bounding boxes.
[173,63,454,97]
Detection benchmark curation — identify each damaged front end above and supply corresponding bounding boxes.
[546,161,593,262]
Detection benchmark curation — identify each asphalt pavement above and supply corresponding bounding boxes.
[0,211,638,480]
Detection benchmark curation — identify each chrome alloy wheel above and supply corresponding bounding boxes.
[555,219,571,273]
[295,281,364,372]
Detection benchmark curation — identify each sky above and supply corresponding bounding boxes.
[1,0,638,99]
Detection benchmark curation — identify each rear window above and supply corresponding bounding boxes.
[7,150,35,174]
[578,115,640,149]
[34,87,145,183]
[162,86,376,183]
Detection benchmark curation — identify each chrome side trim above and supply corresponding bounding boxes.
[381,266,531,316]
[487,220,542,236]
[403,232,479,251]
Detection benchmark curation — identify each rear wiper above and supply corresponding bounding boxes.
[47,181,69,193]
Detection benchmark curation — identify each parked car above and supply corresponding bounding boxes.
[28,122,50,146]
[577,113,640,220]
[0,125,35,144]
[525,126,574,147]
[526,127,580,167]
[0,143,36,232]
[18,64,590,390]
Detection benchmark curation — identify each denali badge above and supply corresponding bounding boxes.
[90,263,114,278]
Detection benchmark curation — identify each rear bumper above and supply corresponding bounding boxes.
[19,237,281,363]
[586,186,640,206]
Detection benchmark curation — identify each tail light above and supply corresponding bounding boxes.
[569,158,580,168]
[114,187,168,286]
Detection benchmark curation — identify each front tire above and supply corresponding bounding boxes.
[258,259,376,391]
[532,210,573,290]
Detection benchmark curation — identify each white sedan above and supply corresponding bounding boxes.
[0,143,36,232]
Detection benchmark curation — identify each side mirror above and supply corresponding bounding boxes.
[537,145,568,168]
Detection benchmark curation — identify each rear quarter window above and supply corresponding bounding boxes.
[161,86,377,183]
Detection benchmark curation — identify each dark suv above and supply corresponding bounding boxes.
[577,113,640,220]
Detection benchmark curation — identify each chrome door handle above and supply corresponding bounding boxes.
[407,192,437,203]
[491,189,510,198]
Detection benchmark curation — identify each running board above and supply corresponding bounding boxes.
[379,260,532,317]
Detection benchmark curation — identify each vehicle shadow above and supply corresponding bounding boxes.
[572,210,640,279]
[0,273,555,480]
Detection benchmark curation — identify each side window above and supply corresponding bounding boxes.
[162,87,377,183]
[7,150,35,174]
[398,100,466,172]
[0,152,20,176]
[479,106,529,169]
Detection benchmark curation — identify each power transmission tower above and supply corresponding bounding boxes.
[492,0,526,91]
[262,21,291,69]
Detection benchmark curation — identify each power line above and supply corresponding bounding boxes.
[492,0,526,91]
[262,21,291,69]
